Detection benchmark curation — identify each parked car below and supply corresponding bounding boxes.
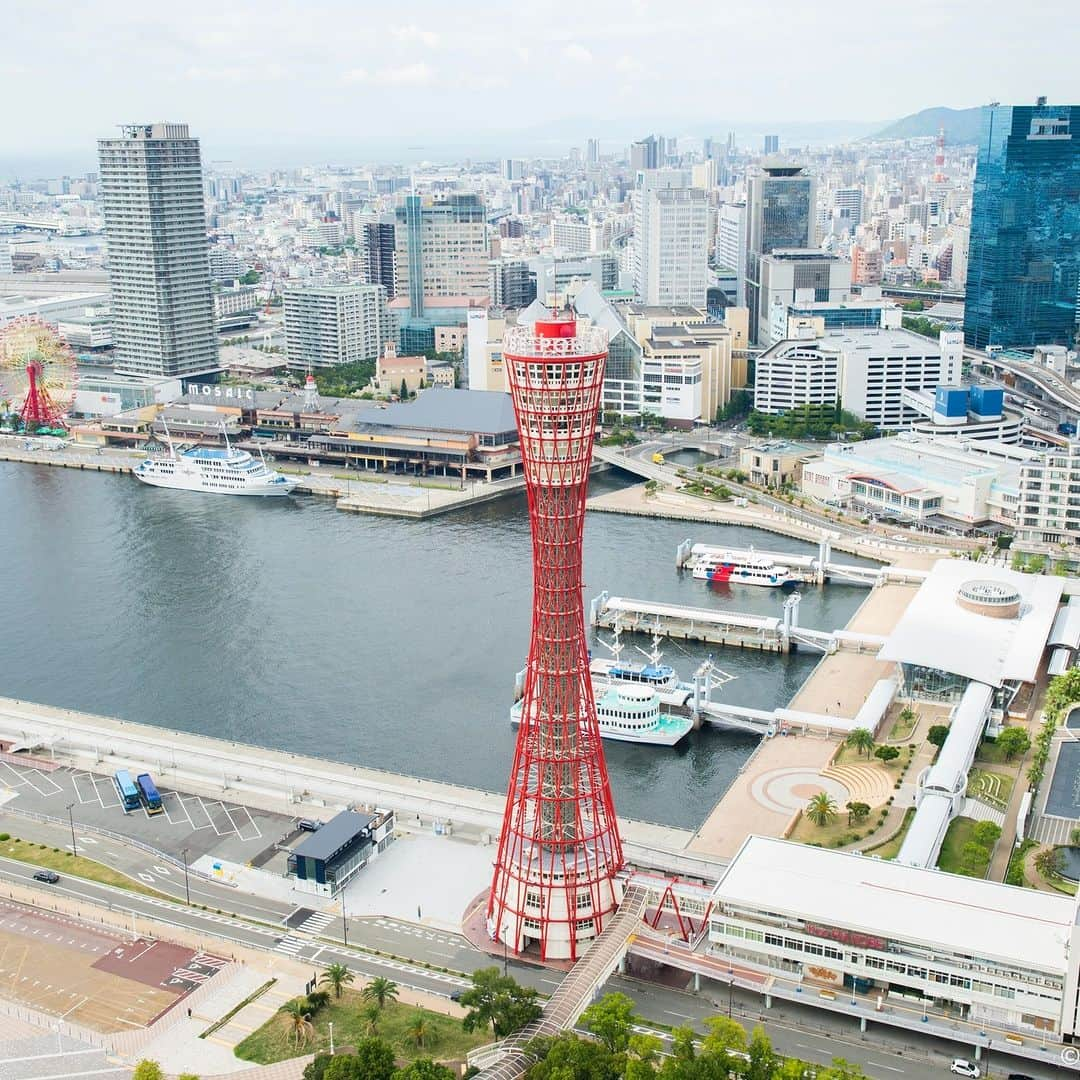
[1007,1073,1035,1080]
[297,819,322,832]
[949,1061,980,1078]
[32,870,60,884]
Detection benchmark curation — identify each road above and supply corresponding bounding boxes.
[0,850,1071,1079]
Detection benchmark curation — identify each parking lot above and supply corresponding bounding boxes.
[0,760,292,866]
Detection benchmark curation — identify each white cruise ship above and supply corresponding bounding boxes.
[589,621,692,709]
[134,426,297,497]
[510,684,694,747]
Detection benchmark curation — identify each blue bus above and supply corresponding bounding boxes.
[113,770,141,812]
[136,772,163,815]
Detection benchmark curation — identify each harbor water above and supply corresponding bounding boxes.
[0,464,876,828]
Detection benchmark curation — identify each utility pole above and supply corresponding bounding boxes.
[181,848,191,905]
[66,804,77,859]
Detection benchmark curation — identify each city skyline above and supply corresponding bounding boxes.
[1,0,1075,165]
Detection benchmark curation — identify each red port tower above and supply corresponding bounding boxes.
[487,315,624,961]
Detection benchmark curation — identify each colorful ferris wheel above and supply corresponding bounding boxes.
[0,318,79,432]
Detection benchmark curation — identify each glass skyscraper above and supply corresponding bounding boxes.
[963,102,1079,351]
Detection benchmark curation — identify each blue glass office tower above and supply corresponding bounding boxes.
[963,102,1080,350]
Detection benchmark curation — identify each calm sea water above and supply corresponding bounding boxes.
[0,464,875,828]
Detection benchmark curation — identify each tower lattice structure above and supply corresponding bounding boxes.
[487,317,623,962]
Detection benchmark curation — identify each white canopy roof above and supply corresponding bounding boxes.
[876,560,1063,686]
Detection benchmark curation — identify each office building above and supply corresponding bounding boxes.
[394,193,488,314]
[630,135,660,172]
[586,137,599,165]
[710,835,1080,1041]
[745,162,817,343]
[759,250,853,345]
[97,123,217,379]
[717,203,746,305]
[762,134,779,154]
[489,258,535,309]
[1017,442,1080,549]
[207,246,245,283]
[532,253,618,305]
[964,100,1080,350]
[755,328,963,429]
[851,243,883,285]
[283,283,387,370]
[634,171,708,307]
[0,242,11,276]
[353,212,397,297]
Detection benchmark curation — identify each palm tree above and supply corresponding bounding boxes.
[362,976,399,1010]
[845,727,875,758]
[361,1002,381,1037]
[278,999,313,1048]
[407,1011,431,1049]
[1034,846,1065,880]
[806,792,839,827]
[319,962,354,999]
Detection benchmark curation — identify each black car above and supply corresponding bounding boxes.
[1007,1074,1035,1080]
[297,819,322,832]
[33,870,60,884]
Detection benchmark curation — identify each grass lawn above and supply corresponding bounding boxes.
[973,739,1025,767]
[967,768,1014,809]
[887,711,918,742]
[937,817,991,877]
[790,805,887,848]
[233,991,489,1065]
[866,808,915,860]
[0,836,171,899]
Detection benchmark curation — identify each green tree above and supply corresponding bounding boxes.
[177,1074,201,1080]
[393,1062,456,1080]
[806,791,839,827]
[407,1011,431,1049]
[972,820,1002,847]
[400,378,408,400]
[460,967,542,1039]
[846,801,871,825]
[525,1033,621,1080]
[320,962,354,999]
[824,1060,872,1079]
[361,1001,381,1036]
[700,1015,747,1059]
[362,977,399,1010]
[1035,846,1065,880]
[959,841,991,876]
[132,1064,164,1080]
[997,726,1031,760]
[874,745,900,765]
[927,724,950,749]
[1070,826,1080,846]
[846,727,875,758]
[303,1056,333,1080]
[345,1039,396,1080]
[626,1033,664,1080]
[278,999,313,1048]
[579,992,636,1053]
[746,1025,778,1080]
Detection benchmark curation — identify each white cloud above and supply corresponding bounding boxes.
[184,64,285,83]
[561,43,593,63]
[390,24,440,47]
[343,63,435,87]
[614,55,642,74]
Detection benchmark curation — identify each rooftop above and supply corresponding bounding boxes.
[292,810,376,862]
[717,835,1073,974]
[346,387,517,436]
[877,559,1064,686]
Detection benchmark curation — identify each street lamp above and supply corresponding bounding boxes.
[328,1020,334,1055]
[727,967,734,1017]
[180,848,191,905]
[66,803,77,860]
[501,922,510,977]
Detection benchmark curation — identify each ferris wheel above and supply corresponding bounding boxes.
[0,318,79,432]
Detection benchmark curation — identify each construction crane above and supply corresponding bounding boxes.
[263,274,279,315]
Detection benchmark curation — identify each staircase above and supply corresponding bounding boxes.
[472,883,649,1079]
[822,762,894,806]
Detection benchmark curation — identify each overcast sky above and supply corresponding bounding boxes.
[2,0,1074,163]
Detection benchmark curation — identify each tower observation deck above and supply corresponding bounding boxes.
[487,317,624,961]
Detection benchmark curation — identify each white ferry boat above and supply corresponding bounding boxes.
[510,684,694,747]
[589,619,692,709]
[692,550,798,588]
[134,423,296,497]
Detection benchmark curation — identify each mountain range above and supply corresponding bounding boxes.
[871,105,984,144]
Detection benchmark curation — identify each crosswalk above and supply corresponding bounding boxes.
[275,908,335,955]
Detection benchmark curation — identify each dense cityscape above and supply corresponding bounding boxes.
[1,6,1079,1080]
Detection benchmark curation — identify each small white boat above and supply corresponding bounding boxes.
[692,549,798,588]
